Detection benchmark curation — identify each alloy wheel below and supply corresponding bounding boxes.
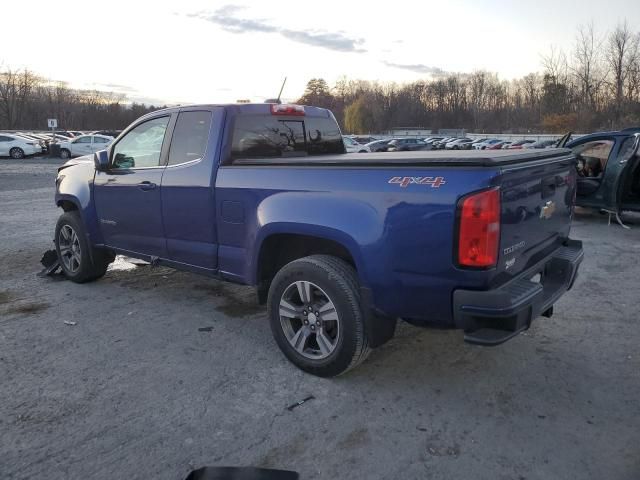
[278,281,340,360]
[58,224,82,274]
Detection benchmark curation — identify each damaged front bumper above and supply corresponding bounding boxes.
[453,239,584,346]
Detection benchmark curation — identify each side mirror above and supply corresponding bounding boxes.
[94,150,109,171]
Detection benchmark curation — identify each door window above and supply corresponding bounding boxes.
[74,136,92,144]
[111,116,170,169]
[93,136,110,144]
[573,139,614,178]
[167,111,212,165]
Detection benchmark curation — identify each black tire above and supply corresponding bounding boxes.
[267,255,370,377]
[60,148,71,159]
[55,211,114,283]
[10,147,24,159]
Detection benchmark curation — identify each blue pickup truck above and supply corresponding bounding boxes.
[54,103,583,376]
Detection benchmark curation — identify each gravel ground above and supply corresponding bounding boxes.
[1,156,639,480]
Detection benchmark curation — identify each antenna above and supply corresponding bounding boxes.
[276,77,287,104]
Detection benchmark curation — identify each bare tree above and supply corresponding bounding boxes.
[606,21,640,121]
[541,45,569,86]
[572,23,608,111]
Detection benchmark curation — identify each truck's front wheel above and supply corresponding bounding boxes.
[55,211,114,283]
[267,255,370,377]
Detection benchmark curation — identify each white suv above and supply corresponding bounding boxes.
[59,134,114,159]
[0,134,41,159]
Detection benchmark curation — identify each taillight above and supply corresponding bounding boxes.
[271,104,305,116]
[456,187,501,268]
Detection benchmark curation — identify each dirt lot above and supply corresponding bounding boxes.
[1,156,639,480]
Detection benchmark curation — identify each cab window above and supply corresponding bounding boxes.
[229,115,344,161]
[111,116,170,169]
[168,111,212,165]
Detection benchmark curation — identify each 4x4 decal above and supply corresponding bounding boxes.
[388,176,446,188]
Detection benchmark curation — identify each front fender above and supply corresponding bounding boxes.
[251,192,384,286]
[55,161,103,245]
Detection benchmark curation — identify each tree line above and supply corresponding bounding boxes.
[297,23,640,134]
[0,68,164,131]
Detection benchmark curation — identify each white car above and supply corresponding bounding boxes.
[0,133,41,159]
[343,136,371,153]
[59,134,114,159]
[445,138,473,150]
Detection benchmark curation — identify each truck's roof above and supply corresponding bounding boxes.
[232,148,574,167]
[148,103,333,118]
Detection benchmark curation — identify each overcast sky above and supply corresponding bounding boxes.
[3,0,639,105]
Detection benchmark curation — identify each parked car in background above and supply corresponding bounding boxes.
[91,130,122,138]
[486,141,510,150]
[473,139,502,150]
[46,134,74,144]
[528,139,557,149]
[14,133,47,153]
[0,133,41,158]
[351,135,378,144]
[433,137,456,149]
[343,136,371,153]
[470,138,489,147]
[365,139,392,152]
[59,134,114,159]
[507,139,536,150]
[51,131,75,138]
[386,138,430,151]
[445,138,473,150]
[424,136,444,146]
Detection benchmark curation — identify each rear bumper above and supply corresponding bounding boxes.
[453,239,583,346]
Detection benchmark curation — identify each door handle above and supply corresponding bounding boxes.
[138,181,157,191]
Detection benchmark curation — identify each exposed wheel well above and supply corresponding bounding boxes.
[58,200,78,212]
[256,234,356,303]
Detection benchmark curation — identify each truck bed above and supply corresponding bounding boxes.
[232,148,573,167]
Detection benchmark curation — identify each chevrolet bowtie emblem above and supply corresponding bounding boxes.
[540,201,556,220]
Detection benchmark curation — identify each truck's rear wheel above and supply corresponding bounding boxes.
[55,211,114,283]
[267,255,370,377]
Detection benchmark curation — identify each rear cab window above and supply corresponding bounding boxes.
[229,112,344,162]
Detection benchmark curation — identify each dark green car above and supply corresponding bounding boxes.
[562,128,640,225]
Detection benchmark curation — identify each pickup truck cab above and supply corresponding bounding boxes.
[54,103,584,377]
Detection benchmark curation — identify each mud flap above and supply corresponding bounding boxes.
[360,286,397,347]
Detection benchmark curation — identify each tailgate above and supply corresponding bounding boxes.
[497,152,576,278]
